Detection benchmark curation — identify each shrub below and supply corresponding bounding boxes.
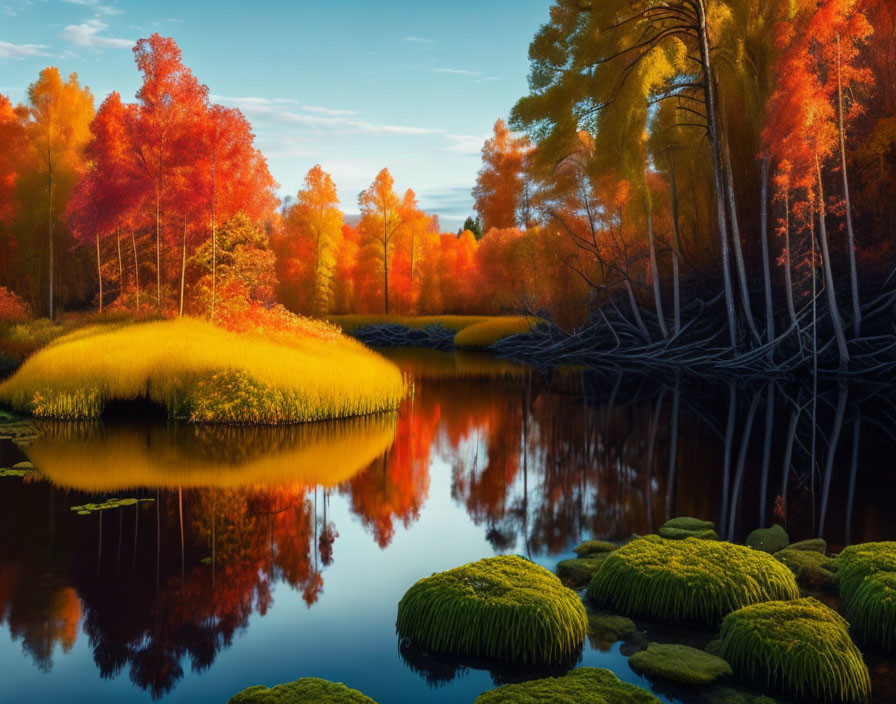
[396,555,587,666]
[628,642,732,684]
[746,524,789,553]
[0,287,30,324]
[719,597,871,702]
[836,542,896,651]
[586,535,800,624]
[453,316,537,348]
[228,677,378,703]
[0,318,407,423]
[774,548,838,593]
[472,667,661,704]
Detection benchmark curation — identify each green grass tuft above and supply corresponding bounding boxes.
[836,542,896,652]
[719,597,870,702]
[227,677,378,703]
[556,555,608,588]
[453,316,538,349]
[396,555,587,666]
[472,667,661,704]
[774,548,838,593]
[586,535,800,624]
[659,516,718,540]
[573,540,617,557]
[628,642,732,684]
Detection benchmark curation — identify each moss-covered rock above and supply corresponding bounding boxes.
[745,524,789,554]
[719,597,870,702]
[587,613,637,643]
[573,539,617,557]
[774,548,839,593]
[472,667,661,704]
[396,555,587,666]
[586,535,799,624]
[557,555,608,588]
[836,542,896,651]
[227,678,378,703]
[786,538,827,553]
[628,642,732,684]
[659,517,718,541]
[701,686,784,704]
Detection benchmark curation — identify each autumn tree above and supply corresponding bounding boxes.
[18,68,94,317]
[472,119,530,234]
[0,95,28,290]
[359,168,403,314]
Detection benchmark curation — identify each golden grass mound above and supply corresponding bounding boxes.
[0,318,407,423]
[453,316,537,349]
[473,667,660,704]
[396,555,587,666]
[228,677,378,704]
[586,535,800,624]
[329,314,493,333]
[719,598,871,702]
[26,416,395,491]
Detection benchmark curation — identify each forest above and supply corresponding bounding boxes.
[0,0,892,376]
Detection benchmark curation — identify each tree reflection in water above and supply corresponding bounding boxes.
[0,350,894,697]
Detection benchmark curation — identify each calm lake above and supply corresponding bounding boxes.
[1,349,894,703]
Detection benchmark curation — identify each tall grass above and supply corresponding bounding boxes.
[453,316,538,349]
[0,318,408,423]
[586,535,800,624]
[396,555,587,666]
[473,667,661,704]
[719,598,871,702]
[27,415,396,490]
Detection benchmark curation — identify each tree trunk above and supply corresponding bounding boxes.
[814,153,850,370]
[759,157,774,341]
[695,0,737,348]
[624,279,651,343]
[645,195,668,339]
[837,34,861,336]
[131,230,140,312]
[179,216,187,317]
[116,226,123,296]
[782,192,797,326]
[96,233,103,313]
[669,158,682,335]
[210,157,217,322]
[48,155,54,320]
[155,175,162,310]
[758,383,774,526]
[723,135,760,342]
[818,383,847,538]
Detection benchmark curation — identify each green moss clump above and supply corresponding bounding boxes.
[659,517,718,541]
[472,667,661,704]
[587,535,799,624]
[701,686,784,704]
[228,678,378,703]
[746,524,789,554]
[587,613,637,644]
[573,540,617,557]
[628,642,732,684]
[719,597,870,702]
[774,548,838,593]
[396,555,587,665]
[786,538,827,553]
[836,542,896,652]
[557,555,608,588]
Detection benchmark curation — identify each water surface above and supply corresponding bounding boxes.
[1,349,894,703]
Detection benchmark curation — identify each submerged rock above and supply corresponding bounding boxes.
[745,524,789,553]
[396,555,587,666]
[587,535,799,624]
[228,677,378,703]
[719,597,870,702]
[587,613,637,643]
[628,642,732,684]
[573,539,617,557]
[556,555,608,588]
[659,517,718,541]
[473,667,660,703]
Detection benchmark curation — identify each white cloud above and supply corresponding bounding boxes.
[59,19,133,49]
[0,40,50,59]
[60,0,122,15]
[403,36,433,44]
[210,94,444,137]
[445,134,485,156]
[432,67,500,83]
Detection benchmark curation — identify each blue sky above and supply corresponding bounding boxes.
[0,0,552,229]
